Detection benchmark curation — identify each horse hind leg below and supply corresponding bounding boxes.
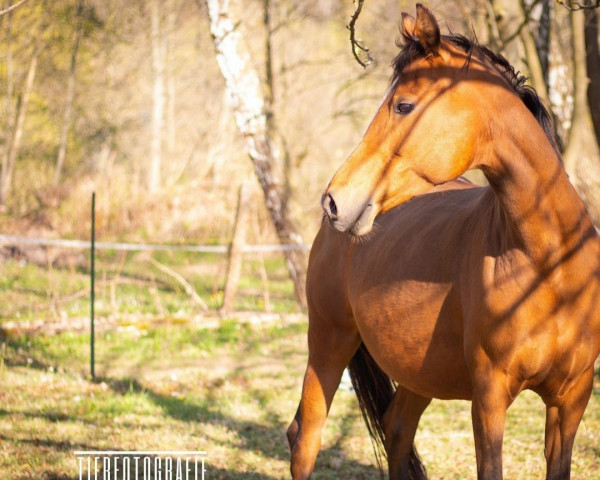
[287,309,360,480]
[383,385,431,480]
[347,344,430,479]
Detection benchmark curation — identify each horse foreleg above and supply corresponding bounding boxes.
[471,370,511,480]
[543,367,594,480]
[383,386,431,480]
[287,322,360,480]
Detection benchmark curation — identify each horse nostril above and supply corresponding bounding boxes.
[329,195,338,217]
[322,193,338,219]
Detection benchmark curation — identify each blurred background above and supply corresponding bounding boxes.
[0,0,599,321]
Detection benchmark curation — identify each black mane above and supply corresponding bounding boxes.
[390,34,561,155]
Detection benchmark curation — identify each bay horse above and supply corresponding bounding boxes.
[287,4,600,480]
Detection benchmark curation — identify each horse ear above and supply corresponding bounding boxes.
[415,3,440,56]
[400,12,417,44]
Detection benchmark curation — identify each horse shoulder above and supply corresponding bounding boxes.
[306,221,355,329]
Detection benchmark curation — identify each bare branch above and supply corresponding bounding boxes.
[499,0,543,48]
[347,0,373,68]
[0,0,29,17]
[557,0,600,10]
[148,256,209,311]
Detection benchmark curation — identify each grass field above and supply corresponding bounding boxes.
[1,315,599,480]
[1,257,599,479]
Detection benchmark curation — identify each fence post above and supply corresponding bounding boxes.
[221,182,251,313]
[90,191,95,381]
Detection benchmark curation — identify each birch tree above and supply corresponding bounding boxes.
[206,0,307,309]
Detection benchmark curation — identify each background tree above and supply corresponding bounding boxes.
[563,4,600,220]
[0,1,44,206]
[205,0,307,308]
[149,0,165,193]
[53,0,85,185]
[585,4,600,140]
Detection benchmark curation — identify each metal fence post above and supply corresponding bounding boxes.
[90,192,95,381]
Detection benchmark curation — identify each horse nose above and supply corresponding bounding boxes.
[321,192,338,220]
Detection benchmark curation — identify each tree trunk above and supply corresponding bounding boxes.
[517,0,550,108]
[149,0,165,193]
[206,0,308,309]
[1,2,14,206]
[54,0,84,185]
[490,0,526,70]
[263,0,292,215]
[535,0,552,85]
[584,6,600,143]
[166,0,176,155]
[563,7,600,224]
[0,29,40,204]
[221,182,251,313]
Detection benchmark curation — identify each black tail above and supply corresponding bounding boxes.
[348,343,395,472]
[348,343,427,480]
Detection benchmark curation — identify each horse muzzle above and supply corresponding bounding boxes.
[321,190,377,236]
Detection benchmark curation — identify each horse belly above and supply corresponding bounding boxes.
[344,188,481,399]
[351,280,472,400]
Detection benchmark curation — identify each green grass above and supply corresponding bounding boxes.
[0,318,599,479]
[0,319,370,480]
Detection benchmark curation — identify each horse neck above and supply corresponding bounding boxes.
[477,103,599,283]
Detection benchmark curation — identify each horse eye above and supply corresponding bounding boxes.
[394,102,415,115]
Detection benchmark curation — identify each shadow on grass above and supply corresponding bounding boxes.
[0,333,383,478]
[206,459,381,480]
[98,376,382,479]
[19,474,79,480]
[0,433,106,453]
[1,339,57,371]
[13,461,379,480]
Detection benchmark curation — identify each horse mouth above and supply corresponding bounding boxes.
[327,202,376,237]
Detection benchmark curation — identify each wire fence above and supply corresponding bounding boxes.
[0,234,311,253]
[0,231,310,334]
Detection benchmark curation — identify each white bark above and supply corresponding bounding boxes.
[206,0,307,308]
[206,0,266,139]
